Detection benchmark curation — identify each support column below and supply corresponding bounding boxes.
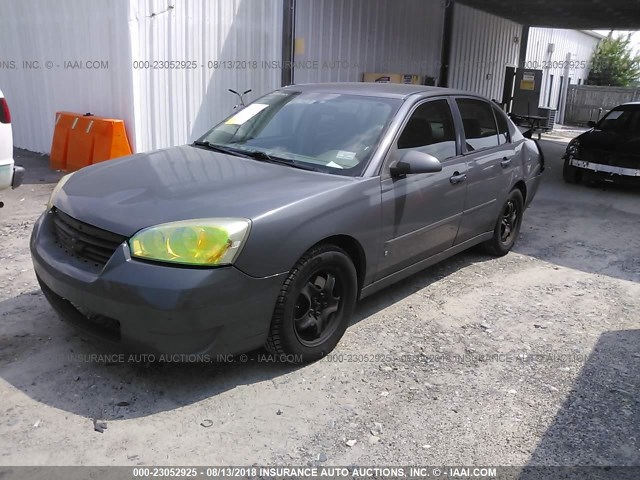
[281,0,295,86]
[438,0,455,87]
[519,25,530,68]
[558,52,572,124]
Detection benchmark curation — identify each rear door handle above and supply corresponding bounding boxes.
[501,157,513,168]
[450,172,467,184]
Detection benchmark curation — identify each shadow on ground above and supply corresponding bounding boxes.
[0,290,302,421]
[513,140,640,284]
[13,148,63,185]
[518,329,640,479]
[0,247,490,421]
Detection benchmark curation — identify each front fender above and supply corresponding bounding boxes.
[234,178,383,285]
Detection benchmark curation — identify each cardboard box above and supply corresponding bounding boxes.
[363,73,423,85]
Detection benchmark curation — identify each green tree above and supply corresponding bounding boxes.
[587,33,640,87]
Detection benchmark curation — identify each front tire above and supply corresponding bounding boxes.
[482,189,524,257]
[266,244,358,363]
[563,158,582,184]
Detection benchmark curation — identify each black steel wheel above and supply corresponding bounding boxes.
[500,198,519,245]
[293,269,343,347]
[266,244,357,363]
[482,188,524,257]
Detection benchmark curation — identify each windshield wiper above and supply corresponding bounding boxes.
[193,141,250,158]
[241,150,320,172]
[194,142,319,172]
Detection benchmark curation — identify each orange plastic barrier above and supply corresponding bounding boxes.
[50,112,77,170]
[50,112,132,172]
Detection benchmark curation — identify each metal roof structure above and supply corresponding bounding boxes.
[458,0,640,29]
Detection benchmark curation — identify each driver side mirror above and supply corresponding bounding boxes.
[587,120,597,128]
[390,150,442,177]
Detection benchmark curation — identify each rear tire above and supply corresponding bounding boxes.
[563,158,582,184]
[266,244,357,363]
[482,189,524,257]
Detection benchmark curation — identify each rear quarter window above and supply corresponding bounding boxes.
[493,106,510,145]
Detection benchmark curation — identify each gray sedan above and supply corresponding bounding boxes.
[31,83,543,362]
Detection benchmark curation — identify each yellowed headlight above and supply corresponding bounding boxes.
[129,219,250,266]
[47,172,75,210]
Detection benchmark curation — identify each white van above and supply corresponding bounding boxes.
[0,88,24,191]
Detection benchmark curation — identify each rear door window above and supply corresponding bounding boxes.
[456,99,500,151]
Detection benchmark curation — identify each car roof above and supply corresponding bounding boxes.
[280,82,488,100]
[615,102,640,108]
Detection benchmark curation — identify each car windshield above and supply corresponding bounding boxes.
[197,90,401,175]
[596,107,637,132]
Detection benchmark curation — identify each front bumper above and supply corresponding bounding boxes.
[569,158,640,184]
[31,211,286,356]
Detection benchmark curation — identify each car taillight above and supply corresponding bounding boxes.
[0,98,11,124]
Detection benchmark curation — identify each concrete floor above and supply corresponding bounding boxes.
[0,140,638,471]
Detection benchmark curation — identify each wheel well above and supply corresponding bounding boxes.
[513,180,527,202]
[317,235,366,292]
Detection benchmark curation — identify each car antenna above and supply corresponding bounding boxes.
[229,88,252,110]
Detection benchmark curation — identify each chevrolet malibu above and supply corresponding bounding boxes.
[31,83,543,362]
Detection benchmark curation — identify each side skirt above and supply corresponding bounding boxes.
[359,231,493,300]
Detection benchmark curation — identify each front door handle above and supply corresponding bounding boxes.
[450,172,467,184]
[501,157,513,168]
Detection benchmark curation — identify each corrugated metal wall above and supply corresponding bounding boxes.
[526,28,601,109]
[1,0,603,154]
[0,0,282,154]
[448,3,521,101]
[130,0,283,152]
[0,0,134,153]
[293,0,444,84]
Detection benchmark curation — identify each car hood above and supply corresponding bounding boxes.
[54,145,356,237]
[576,129,620,149]
[575,129,640,164]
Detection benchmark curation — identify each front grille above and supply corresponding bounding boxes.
[51,208,127,268]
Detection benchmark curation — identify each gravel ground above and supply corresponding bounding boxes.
[0,142,638,468]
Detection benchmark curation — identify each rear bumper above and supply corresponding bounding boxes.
[0,158,14,190]
[11,166,24,189]
[0,160,22,189]
[31,211,286,356]
[524,172,543,208]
